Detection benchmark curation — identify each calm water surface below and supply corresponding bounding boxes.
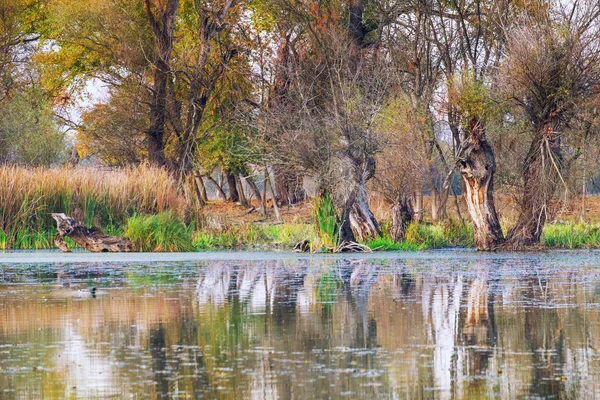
[1,251,600,399]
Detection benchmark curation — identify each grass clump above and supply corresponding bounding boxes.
[366,236,426,251]
[314,193,339,249]
[542,223,600,249]
[126,212,194,252]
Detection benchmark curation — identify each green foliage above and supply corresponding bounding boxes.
[314,194,339,250]
[0,88,66,165]
[125,212,194,252]
[542,223,600,249]
[448,70,496,127]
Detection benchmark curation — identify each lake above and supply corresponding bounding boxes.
[1,250,600,399]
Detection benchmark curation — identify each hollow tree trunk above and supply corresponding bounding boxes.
[52,213,132,252]
[505,123,562,248]
[349,156,381,242]
[391,195,414,242]
[456,129,504,251]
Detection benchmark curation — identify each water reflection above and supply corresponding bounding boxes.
[1,254,600,399]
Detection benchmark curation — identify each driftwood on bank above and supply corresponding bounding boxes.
[51,213,133,252]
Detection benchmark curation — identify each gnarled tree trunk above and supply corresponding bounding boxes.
[456,124,504,251]
[504,122,562,249]
[52,213,132,252]
[391,195,414,242]
[349,156,381,242]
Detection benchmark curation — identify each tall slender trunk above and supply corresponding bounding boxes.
[265,168,282,222]
[143,0,179,167]
[235,175,248,207]
[456,121,503,250]
[415,190,424,222]
[431,189,439,222]
[244,176,261,202]
[505,121,562,248]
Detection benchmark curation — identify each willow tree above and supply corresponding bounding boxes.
[415,0,516,250]
[502,3,600,248]
[263,0,389,244]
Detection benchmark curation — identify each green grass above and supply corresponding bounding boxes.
[125,212,194,252]
[542,223,600,249]
[366,236,426,251]
[314,193,339,249]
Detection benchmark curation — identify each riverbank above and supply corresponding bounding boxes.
[1,166,600,252]
[2,215,599,252]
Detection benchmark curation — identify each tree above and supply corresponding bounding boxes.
[501,3,600,247]
[0,0,65,166]
[263,0,389,244]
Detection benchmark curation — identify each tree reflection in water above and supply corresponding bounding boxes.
[1,254,600,398]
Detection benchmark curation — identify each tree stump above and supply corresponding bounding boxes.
[51,213,133,252]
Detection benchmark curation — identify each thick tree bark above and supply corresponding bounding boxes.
[391,196,414,242]
[52,213,132,252]
[504,122,562,248]
[455,124,504,251]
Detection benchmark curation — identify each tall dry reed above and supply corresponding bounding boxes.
[0,165,191,244]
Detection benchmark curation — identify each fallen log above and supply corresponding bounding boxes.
[51,213,133,252]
